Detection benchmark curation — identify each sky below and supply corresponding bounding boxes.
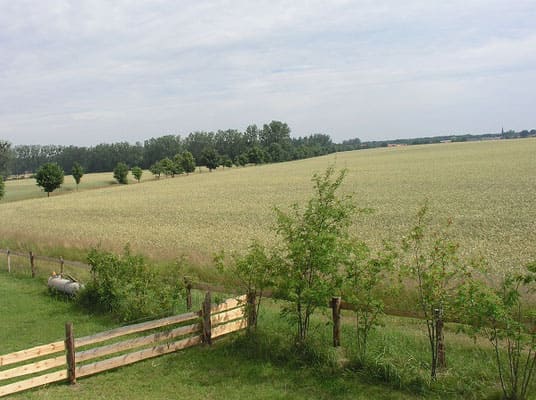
[1,0,535,146]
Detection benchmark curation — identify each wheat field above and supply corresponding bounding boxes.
[1,139,535,272]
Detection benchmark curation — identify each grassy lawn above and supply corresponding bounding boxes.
[0,272,516,400]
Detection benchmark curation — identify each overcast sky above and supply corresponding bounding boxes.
[1,1,535,146]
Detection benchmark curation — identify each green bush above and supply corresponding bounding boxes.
[78,248,182,321]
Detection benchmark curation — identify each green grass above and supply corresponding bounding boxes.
[1,139,535,274]
[0,272,518,400]
[1,171,155,203]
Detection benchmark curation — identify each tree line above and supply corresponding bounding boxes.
[3,121,346,176]
[1,125,534,181]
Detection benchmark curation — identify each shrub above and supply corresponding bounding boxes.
[79,248,181,321]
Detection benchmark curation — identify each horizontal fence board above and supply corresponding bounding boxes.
[211,307,245,326]
[0,249,27,258]
[76,312,200,348]
[0,369,67,398]
[0,341,65,367]
[211,295,247,314]
[77,335,202,378]
[0,355,65,382]
[76,322,202,363]
[212,318,248,339]
[191,281,228,293]
[339,300,357,312]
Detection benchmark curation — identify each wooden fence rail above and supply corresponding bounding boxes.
[0,248,90,276]
[0,248,435,345]
[0,293,248,398]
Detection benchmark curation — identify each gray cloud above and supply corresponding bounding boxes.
[1,0,535,145]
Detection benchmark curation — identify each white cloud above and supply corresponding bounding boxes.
[0,0,535,144]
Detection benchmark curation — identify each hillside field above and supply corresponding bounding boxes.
[1,139,535,273]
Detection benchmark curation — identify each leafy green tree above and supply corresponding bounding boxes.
[220,155,233,169]
[131,166,143,183]
[0,140,12,177]
[273,167,354,344]
[173,154,184,176]
[201,148,219,171]
[455,263,536,400]
[149,161,163,179]
[160,157,175,177]
[248,146,265,165]
[401,203,467,379]
[113,162,129,184]
[181,151,196,174]
[35,162,64,197]
[237,153,249,166]
[0,176,4,200]
[344,242,396,359]
[215,242,275,330]
[71,162,84,189]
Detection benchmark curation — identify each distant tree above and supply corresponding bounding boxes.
[181,151,196,174]
[248,146,265,165]
[35,162,65,197]
[113,162,129,184]
[131,166,143,183]
[149,161,163,179]
[0,140,13,177]
[160,157,175,177]
[71,162,84,190]
[236,153,248,167]
[172,154,184,176]
[0,176,4,200]
[201,148,219,171]
[220,155,233,169]
[260,120,291,148]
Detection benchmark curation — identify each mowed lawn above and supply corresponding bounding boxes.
[1,139,535,272]
[0,273,422,400]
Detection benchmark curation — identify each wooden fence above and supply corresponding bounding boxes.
[0,248,433,349]
[0,248,89,277]
[0,293,248,398]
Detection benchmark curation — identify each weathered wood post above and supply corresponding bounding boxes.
[246,290,257,330]
[184,277,192,311]
[60,256,65,275]
[202,291,212,345]
[435,308,446,369]
[29,251,35,278]
[6,249,11,273]
[65,322,76,384]
[331,296,342,347]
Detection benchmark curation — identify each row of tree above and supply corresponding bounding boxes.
[3,121,341,175]
[3,126,536,177]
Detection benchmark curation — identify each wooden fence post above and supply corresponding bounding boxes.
[29,251,35,278]
[246,290,257,330]
[6,249,11,273]
[202,291,212,345]
[65,322,76,384]
[435,308,446,369]
[331,296,341,347]
[60,257,64,275]
[184,277,192,311]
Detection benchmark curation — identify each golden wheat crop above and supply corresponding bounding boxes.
[1,139,535,272]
